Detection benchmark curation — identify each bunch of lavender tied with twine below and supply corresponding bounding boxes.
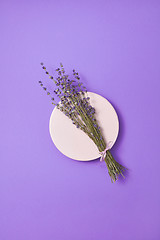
[39,62,126,182]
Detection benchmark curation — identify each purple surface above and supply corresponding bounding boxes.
[1,1,160,239]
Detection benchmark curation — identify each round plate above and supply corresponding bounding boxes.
[49,92,119,161]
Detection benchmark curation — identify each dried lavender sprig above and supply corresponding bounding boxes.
[39,62,127,182]
[40,62,125,179]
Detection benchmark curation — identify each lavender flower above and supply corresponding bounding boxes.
[39,62,126,182]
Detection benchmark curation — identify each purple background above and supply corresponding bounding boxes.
[1,1,160,239]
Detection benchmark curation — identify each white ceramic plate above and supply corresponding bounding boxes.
[49,92,119,161]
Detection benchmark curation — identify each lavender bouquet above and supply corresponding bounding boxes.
[39,62,126,182]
